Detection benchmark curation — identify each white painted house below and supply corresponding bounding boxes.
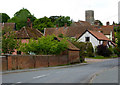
[95,25,114,41]
[77,30,116,49]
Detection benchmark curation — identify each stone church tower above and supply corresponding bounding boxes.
[85,10,94,25]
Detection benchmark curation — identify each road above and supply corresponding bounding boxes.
[2,58,118,84]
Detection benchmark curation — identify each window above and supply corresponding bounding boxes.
[85,37,90,42]
[17,51,21,54]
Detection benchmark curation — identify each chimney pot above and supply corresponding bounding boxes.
[56,24,58,29]
[106,22,110,26]
[64,23,67,28]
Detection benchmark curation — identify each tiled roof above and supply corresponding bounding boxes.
[0,23,15,30]
[45,21,95,38]
[57,37,80,51]
[88,30,110,41]
[94,25,114,35]
[16,27,43,39]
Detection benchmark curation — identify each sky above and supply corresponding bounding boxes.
[0,0,120,25]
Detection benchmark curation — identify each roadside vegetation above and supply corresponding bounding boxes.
[19,35,68,55]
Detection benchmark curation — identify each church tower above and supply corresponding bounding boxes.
[85,10,94,25]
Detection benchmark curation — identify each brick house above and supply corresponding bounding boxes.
[0,23,16,34]
[13,27,43,55]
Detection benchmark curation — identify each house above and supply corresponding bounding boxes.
[44,20,95,38]
[94,22,115,42]
[12,27,43,55]
[0,23,16,34]
[77,29,116,49]
[44,21,116,49]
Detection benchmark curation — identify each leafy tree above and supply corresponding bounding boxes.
[0,13,10,23]
[54,16,72,27]
[58,34,64,38]
[8,8,36,30]
[2,32,20,54]
[94,20,103,26]
[49,16,60,22]
[86,42,94,57]
[116,31,120,56]
[96,45,112,57]
[19,35,68,55]
[33,16,54,33]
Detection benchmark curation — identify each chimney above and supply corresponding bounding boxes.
[56,24,58,29]
[27,18,32,28]
[106,22,110,26]
[64,23,67,28]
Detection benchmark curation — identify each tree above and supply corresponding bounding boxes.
[49,16,60,22]
[0,13,10,23]
[116,31,120,56]
[19,35,68,55]
[2,32,19,54]
[94,20,103,26]
[8,8,36,30]
[96,45,112,57]
[33,16,54,33]
[54,16,72,27]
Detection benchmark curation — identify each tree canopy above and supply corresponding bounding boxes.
[54,16,72,27]
[94,20,103,26]
[0,13,10,23]
[2,32,20,54]
[8,8,36,30]
[19,35,68,55]
[33,16,54,33]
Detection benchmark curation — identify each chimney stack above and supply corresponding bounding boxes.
[106,22,110,26]
[27,18,32,28]
[64,23,67,28]
[56,24,58,29]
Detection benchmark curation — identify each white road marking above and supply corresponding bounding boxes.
[17,82,22,83]
[33,75,46,79]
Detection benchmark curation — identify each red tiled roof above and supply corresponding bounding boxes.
[0,23,15,30]
[94,25,114,35]
[57,37,80,51]
[45,21,95,38]
[16,27,43,39]
[88,30,110,41]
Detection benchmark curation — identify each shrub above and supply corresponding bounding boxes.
[86,42,94,57]
[2,32,20,54]
[19,35,68,55]
[96,45,112,57]
[72,41,94,57]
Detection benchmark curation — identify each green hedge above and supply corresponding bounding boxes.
[72,41,94,57]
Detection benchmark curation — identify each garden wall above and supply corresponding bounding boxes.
[1,54,81,71]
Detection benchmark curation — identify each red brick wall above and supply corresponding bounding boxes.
[49,55,59,66]
[35,55,48,68]
[1,57,7,71]
[58,55,68,65]
[68,51,80,63]
[2,51,81,71]
[17,55,34,69]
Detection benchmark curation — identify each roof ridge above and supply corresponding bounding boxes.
[24,27,30,38]
[36,29,43,35]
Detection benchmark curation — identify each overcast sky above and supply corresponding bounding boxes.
[1,0,119,25]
